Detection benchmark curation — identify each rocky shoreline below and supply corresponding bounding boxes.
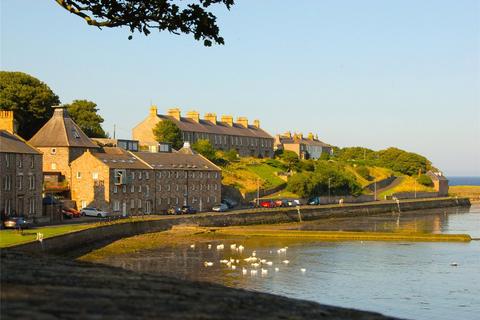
[1,250,399,320]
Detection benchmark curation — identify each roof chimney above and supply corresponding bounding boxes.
[186,110,200,123]
[0,110,16,134]
[204,113,217,125]
[167,108,181,121]
[253,119,260,129]
[150,105,158,116]
[53,105,68,118]
[308,132,314,140]
[237,116,248,128]
[283,131,292,138]
[221,115,233,127]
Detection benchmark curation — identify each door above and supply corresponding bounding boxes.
[122,201,127,217]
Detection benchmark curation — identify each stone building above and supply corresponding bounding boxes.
[427,171,449,197]
[132,106,274,158]
[0,111,44,221]
[70,143,221,214]
[70,147,153,215]
[28,106,99,195]
[275,132,333,159]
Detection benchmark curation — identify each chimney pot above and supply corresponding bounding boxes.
[150,105,158,116]
[186,110,200,123]
[221,115,234,127]
[237,116,248,128]
[204,113,217,125]
[167,108,181,121]
[253,119,260,129]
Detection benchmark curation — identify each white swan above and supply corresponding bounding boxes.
[204,261,213,267]
[282,260,290,264]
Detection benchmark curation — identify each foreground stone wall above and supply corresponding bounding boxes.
[9,197,470,257]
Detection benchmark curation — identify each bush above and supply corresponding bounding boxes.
[417,174,433,187]
[279,150,300,172]
[356,166,372,181]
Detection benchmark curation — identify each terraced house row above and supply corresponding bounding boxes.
[133,106,275,158]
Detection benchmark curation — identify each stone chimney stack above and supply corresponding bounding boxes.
[253,119,260,129]
[308,132,314,140]
[186,110,200,123]
[167,108,181,121]
[0,110,16,134]
[237,117,248,128]
[221,115,234,127]
[150,105,158,116]
[204,113,217,125]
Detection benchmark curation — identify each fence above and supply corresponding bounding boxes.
[385,192,439,200]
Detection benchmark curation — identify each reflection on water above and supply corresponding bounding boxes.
[99,206,480,320]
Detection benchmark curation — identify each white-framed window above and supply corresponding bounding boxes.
[113,185,118,193]
[114,169,126,185]
[17,176,22,190]
[138,199,142,208]
[145,172,149,180]
[131,185,135,193]
[122,185,127,193]
[3,175,11,191]
[176,185,179,191]
[130,199,135,209]
[18,155,23,168]
[167,185,171,191]
[145,185,149,196]
[29,198,36,214]
[138,185,142,193]
[5,154,10,167]
[29,175,35,190]
[138,172,142,180]
[30,155,34,168]
[214,184,218,191]
[51,163,57,170]
[175,197,179,205]
[131,171,135,180]
[50,148,57,155]
[92,172,99,180]
[158,185,162,191]
[113,200,120,211]
[76,171,82,179]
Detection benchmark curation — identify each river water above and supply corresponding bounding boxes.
[99,205,480,320]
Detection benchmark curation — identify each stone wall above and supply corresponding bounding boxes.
[8,197,470,256]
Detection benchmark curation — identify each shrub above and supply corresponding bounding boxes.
[356,166,372,181]
[417,174,433,187]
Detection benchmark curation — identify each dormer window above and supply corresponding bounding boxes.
[72,129,80,139]
[51,148,57,155]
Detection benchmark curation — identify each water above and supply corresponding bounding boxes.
[98,205,480,320]
[447,176,480,186]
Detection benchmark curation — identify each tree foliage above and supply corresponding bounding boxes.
[355,165,372,181]
[192,139,216,161]
[287,161,362,198]
[152,119,184,150]
[417,174,433,187]
[0,71,60,139]
[63,100,107,138]
[376,147,431,176]
[278,150,300,172]
[55,0,234,46]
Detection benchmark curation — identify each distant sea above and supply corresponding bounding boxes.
[447,176,480,186]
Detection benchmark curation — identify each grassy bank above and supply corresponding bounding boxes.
[449,186,480,202]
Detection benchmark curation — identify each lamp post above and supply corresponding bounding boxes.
[374,179,377,201]
[256,177,260,207]
[328,177,332,204]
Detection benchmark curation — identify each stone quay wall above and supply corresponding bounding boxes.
[8,197,471,256]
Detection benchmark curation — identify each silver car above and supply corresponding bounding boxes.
[80,207,109,218]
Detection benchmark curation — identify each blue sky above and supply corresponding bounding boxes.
[1,0,479,176]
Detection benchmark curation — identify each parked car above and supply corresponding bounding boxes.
[63,208,81,218]
[287,199,301,207]
[260,200,276,208]
[167,207,182,215]
[181,206,197,214]
[3,216,32,229]
[62,209,74,219]
[308,197,320,205]
[212,203,229,212]
[80,207,109,218]
[221,199,237,209]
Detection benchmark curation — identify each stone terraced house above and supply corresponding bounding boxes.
[70,143,221,215]
[132,106,274,158]
[0,111,44,221]
[275,132,333,160]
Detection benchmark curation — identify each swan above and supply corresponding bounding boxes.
[220,259,229,264]
[282,260,290,264]
[301,268,306,273]
[261,268,268,275]
[275,267,279,272]
[230,244,237,250]
[251,263,260,268]
[266,261,273,266]
[251,269,258,276]
[242,268,248,275]
[204,262,213,267]
[216,244,224,250]
[208,244,212,249]
[190,244,195,249]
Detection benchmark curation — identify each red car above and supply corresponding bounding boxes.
[260,200,276,208]
[63,208,81,218]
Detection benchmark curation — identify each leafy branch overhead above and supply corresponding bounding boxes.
[54,0,234,46]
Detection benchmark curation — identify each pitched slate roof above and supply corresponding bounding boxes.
[280,137,331,147]
[0,130,42,154]
[157,114,273,139]
[91,147,151,170]
[29,107,98,148]
[427,170,448,181]
[132,149,220,172]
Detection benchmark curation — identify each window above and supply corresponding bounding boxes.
[29,175,35,190]
[122,185,127,193]
[130,199,135,209]
[158,185,162,191]
[131,185,135,193]
[113,185,118,193]
[18,155,23,168]
[3,175,11,191]
[114,169,126,185]
[214,184,218,191]
[5,154,10,167]
[138,199,142,209]
[145,185,149,196]
[131,171,135,180]
[17,176,22,191]
[145,172,149,180]
[72,129,80,139]
[167,185,170,191]
[76,172,82,179]
[50,148,57,155]
[29,198,36,214]
[113,200,120,212]
[145,201,151,214]
[138,172,142,180]
[92,172,99,180]
[51,163,57,170]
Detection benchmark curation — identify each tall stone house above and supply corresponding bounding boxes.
[132,106,274,158]
[28,106,99,195]
[0,111,44,221]
[70,143,221,214]
[427,171,449,197]
[275,132,333,159]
